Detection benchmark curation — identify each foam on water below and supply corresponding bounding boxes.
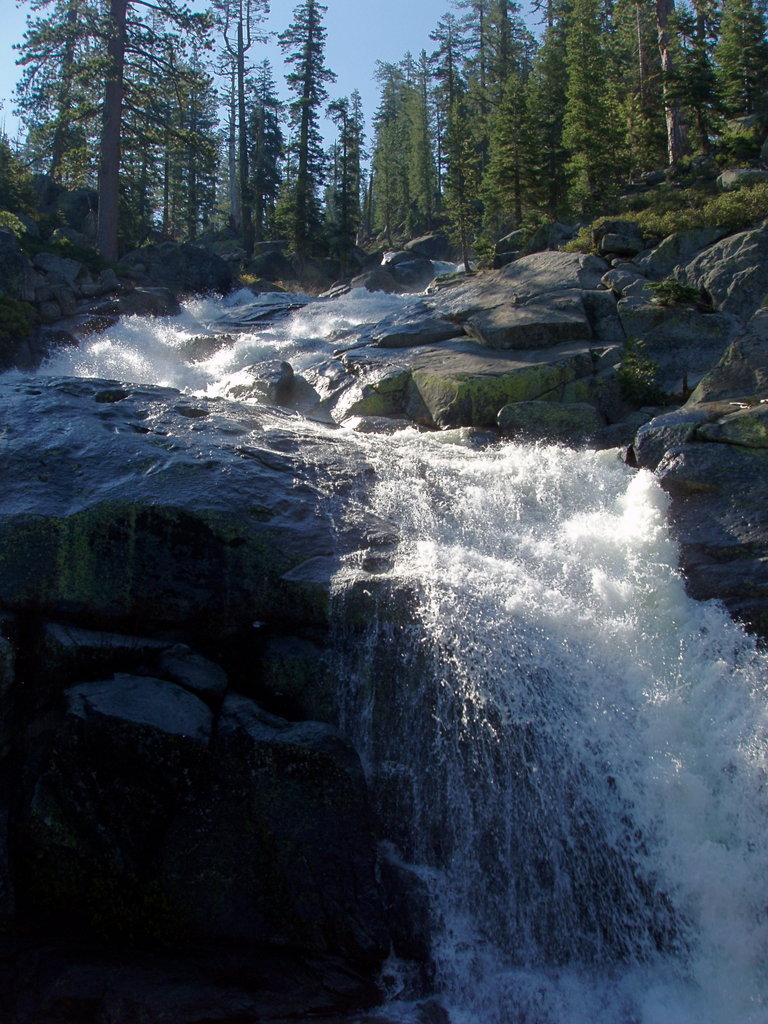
[21,285,768,1023]
[337,431,768,1024]
[35,286,419,394]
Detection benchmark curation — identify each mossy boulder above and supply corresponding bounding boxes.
[497,400,604,443]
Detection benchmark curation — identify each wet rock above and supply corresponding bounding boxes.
[404,233,452,261]
[351,268,399,294]
[119,242,234,296]
[161,694,389,966]
[655,442,768,634]
[0,376,383,636]
[498,399,604,443]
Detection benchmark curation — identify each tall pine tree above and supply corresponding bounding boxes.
[278,0,336,254]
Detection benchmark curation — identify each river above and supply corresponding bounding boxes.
[31,284,768,1024]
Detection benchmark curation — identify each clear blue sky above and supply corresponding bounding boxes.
[0,0,538,145]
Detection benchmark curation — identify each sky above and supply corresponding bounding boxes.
[0,0,533,146]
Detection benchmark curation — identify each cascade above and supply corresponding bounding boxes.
[27,286,768,1024]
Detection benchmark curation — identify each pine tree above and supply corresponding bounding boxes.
[212,0,270,256]
[249,60,284,241]
[563,0,625,213]
[525,18,569,217]
[668,0,721,153]
[716,0,768,116]
[14,0,101,185]
[444,99,481,271]
[404,52,438,236]
[371,61,409,241]
[483,72,532,233]
[278,0,336,254]
[655,0,688,162]
[326,91,364,267]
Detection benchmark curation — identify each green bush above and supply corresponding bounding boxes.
[617,338,665,405]
[647,277,709,308]
[564,181,768,252]
[0,210,26,239]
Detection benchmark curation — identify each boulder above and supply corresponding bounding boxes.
[497,400,604,443]
[593,220,645,257]
[221,359,296,406]
[631,403,736,471]
[676,221,768,318]
[161,694,389,966]
[0,376,386,636]
[634,227,727,281]
[117,286,182,317]
[616,296,741,393]
[382,253,436,292]
[404,233,451,261]
[716,168,768,190]
[119,242,234,295]
[688,308,768,403]
[465,291,592,349]
[351,268,399,294]
[655,442,768,634]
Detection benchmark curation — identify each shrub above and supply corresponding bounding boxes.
[647,278,709,308]
[617,338,665,405]
[0,210,26,239]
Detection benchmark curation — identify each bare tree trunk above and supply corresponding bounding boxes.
[97,0,127,262]
[655,0,687,164]
[236,20,254,257]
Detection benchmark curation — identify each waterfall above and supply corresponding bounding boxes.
[25,288,768,1024]
[333,431,768,1024]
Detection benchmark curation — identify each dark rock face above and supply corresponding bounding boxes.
[119,242,234,295]
[0,375,393,1020]
[631,310,768,636]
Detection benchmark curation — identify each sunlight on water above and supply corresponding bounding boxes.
[19,283,768,1024]
[338,431,768,1024]
[37,287,421,394]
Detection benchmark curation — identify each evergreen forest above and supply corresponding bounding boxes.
[2,0,768,270]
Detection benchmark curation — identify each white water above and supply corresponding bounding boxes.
[338,434,768,1024]
[26,289,768,1024]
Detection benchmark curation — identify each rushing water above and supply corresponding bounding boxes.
[29,286,768,1024]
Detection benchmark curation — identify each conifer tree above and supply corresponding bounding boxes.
[716,0,768,116]
[405,52,438,235]
[326,92,364,266]
[212,0,269,256]
[14,0,101,185]
[444,99,481,271]
[249,60,284,241]
[483,72,532,233]
[525,18,569,217]
[371,61,409,241]
[563,0,625,213]
[278,0,336,254]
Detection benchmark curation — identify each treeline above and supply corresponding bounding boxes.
[6,0,768,266]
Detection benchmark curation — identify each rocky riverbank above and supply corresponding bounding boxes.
[1,206,768,1019]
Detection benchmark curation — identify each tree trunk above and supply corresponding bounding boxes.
[655,0,687,164]
[97,0,127,262]
[237,20,254,258]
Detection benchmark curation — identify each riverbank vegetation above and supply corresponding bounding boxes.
[1,0,767,268]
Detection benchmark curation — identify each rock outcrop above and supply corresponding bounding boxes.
[0,375,394,1020]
